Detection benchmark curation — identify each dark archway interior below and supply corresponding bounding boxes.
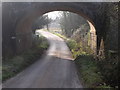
[2,2,119,88]
[15,3,97,54]
[2,2,118,59]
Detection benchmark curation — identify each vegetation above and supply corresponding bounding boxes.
[53,32,111,88]
[96,3,119,88]
[2,3,118,88]
[66,39,93,59]
[32,15,52,33]
[66,37,118,88]
[75,55,111,88]
[2,36,49,81]
[55,8,119,87]
[66,38,111,88]
[97,57,119,88]
[51,32,67,40]
[59,11,89,37]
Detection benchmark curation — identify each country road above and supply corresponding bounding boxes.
[3,30,83,88]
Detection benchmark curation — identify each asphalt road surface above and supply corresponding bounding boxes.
[3,30,83,88]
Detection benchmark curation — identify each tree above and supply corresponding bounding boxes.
[32,15,52,33]
[59,11,87,37]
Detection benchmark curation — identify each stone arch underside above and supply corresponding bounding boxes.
[14,2,103,54]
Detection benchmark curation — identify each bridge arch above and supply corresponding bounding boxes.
[15,2,100,53]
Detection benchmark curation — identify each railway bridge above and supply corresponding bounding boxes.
[2,2,118,58]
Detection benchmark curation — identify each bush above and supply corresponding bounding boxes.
[66,39,77,50]
[97,58,119,88]
[66,39,93,58]
[2,36,49,81]
[75,55,111,88]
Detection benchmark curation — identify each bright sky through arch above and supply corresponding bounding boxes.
[45,11,61,20]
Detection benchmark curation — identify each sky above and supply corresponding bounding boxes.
[45,11,61,20]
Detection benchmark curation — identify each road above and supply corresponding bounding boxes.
[3,30,82,88]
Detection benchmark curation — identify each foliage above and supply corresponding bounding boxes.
[71,23,90,43]
[37,36,49,50]
[66,39,77,50]
[97,57,119,88]
[53,31,114,88]
[52,32,67,40]
[53,32,93,59]
[32,15,52,33]
[65,35,112,88]
[66,39,93,59]
[59,11,88,37]
[2,36,49,81]
[97,3,119,88]
[75,55,111,88]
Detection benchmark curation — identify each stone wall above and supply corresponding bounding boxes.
[2,2,118,59]
[102,3,118,59]
[2,2,33,58]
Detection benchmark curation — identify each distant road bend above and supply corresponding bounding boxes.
[3,30,83,88]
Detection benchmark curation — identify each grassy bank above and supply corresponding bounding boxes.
[2,36,49,81]
[52,32,116,88]
[66,39,112,88]
[51,32,67,40]
[54,33,111,88]
[97,58,119,88]
[75,55,111,88]
[67,39,109,88]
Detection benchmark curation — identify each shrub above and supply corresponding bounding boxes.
[2,35,49,81]
[66,39,77,50]
[97,58,119,88]
[75,55,110,88]
[66,39,93,58]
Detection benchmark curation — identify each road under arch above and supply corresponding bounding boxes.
[2,2,118,58]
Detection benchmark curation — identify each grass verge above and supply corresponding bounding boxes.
[2,36,49,82]
[75,55,111,88]
[65,37,111,88]
[97,58,119,88]
[51,32,67,40]
[66,39,111,88]
[52,32,115,88]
